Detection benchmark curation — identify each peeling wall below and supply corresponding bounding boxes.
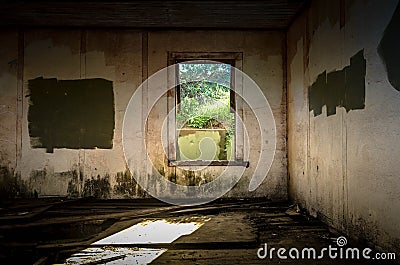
[287,0,400,257]
[0,29,287,200]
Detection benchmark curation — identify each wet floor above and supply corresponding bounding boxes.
[0,199,397,264]
[60,217,209,264]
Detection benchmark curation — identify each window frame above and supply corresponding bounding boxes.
[167,52,248,167]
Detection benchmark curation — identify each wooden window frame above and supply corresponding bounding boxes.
[167,52,248,167]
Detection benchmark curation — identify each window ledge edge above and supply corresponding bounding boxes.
[168,160,249,167]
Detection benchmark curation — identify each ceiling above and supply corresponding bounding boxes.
[0,0,308,29]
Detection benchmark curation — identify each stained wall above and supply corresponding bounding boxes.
[0,29,287,200]
[287,0,400,256]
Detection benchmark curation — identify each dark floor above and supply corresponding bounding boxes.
[0,198,397,264]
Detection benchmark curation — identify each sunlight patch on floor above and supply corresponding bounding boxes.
[56,216,210,265]
[93,217,208,245]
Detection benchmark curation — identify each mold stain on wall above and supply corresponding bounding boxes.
[83,175,111,199]
[308,50,366,117]
[378,1,400,92]
[114,170,146,198]
[0,166,29,199]
[67,170,83,198]
[28,77,115,153]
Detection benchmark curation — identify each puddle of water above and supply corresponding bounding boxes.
[56,217,209,265]
[60,247,166,265]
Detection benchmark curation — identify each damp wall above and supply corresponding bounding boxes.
[287,0,400,256]
[0,29,287,200]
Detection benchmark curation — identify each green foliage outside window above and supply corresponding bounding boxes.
[176,63,235,156]
[176,64,235,143]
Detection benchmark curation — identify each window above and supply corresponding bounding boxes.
[167,52,247,166]
[176,61,234,161]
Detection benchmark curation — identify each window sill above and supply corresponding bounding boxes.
[168,160,249,167]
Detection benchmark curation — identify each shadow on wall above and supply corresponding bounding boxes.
[378,1,400,92]
[308,50,366,117]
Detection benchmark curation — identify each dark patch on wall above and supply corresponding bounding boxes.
[184,170,196,186]
[168,173,177,183]
[179,170,216,187]
[309,50,366,117]
[168,173,177,193]
[67,170,83,198]
[0,167,30,199]
[28,77,115,153]
[378,1,400,91]
[83,175,111,199]
[114,170,146,198]
[28,168,47,192]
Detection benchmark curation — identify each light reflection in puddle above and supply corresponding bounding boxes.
[57,217,209,265]
[93,218,208,245]
[62,247,166,265]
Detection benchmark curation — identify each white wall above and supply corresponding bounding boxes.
[287,0,400,256]
[0,29,287,200]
